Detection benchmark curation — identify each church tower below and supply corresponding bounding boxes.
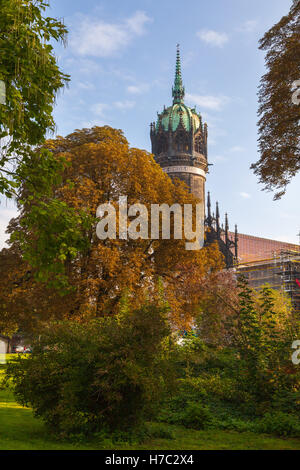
[150,45,208,220]
[150,45,238,268]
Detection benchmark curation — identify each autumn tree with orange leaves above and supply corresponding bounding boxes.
[251,1,300,199]
[0,126,225,334]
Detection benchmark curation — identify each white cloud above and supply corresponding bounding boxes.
[127,84,150,94]
[77,59,103,75]
[73,23,127,57]
[81,119,106,128]
[114,100,135,110]
[237,20,258,33]
[186,93,230,111]
[125,11,151,35]
[91,103,109,116]
[71,11,151,58]
[78,82,95,90]
[91,100,135,119]
[240,192,251,199]
[196,29,229,47]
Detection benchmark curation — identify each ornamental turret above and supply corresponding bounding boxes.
[150,45,208,207]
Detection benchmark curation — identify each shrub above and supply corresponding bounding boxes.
[257,411,300,437]
[4,303,175,437]
[215,417,257,433]
[145,422,175,440]
[181,402,213,430]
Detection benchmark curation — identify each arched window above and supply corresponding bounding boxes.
[157,135,168,154]
[195,134,203,154]
[175,132,189,152]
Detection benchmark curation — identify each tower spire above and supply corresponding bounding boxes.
[225,213,229,246]
[235,224,239,261]
[207,191,212,225]
[216,201,220,236]
[172,44,185,104]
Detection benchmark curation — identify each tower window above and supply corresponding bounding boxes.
[195,135,203,154]
[175,132,189,152]
[157,136,168,154]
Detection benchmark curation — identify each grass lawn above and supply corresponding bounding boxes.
[1,360,300,450]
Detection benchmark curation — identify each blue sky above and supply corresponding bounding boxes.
[0,0,299,248]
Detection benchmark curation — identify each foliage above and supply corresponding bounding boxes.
[144,422,175,440]
[251,1,300,199]
[253,284,295,328]
[2,380,300,450]
[192,269,239,346]
[0,0,70,197]
[181,402,213,430]
[1,126,224,333]
[4,302,175,436]
[158,285,300,436]
[14,198,93,290]
[233,278,300,405]
[257,412,300,437]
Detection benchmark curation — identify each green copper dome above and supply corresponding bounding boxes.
[155,45,202,134]
[157,103,202,133]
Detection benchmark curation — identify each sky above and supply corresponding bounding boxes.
[0,0,299,248]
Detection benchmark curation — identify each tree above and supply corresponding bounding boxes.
[251,1,300,199]
[0,246,25,337]
[234,278,299,406]
[0,0,69,197]
[4,302,176,436]
[253,284,296,333]
[0,126,224,333]
[167,263,239,342]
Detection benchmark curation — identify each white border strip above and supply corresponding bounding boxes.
[163,166,206,178]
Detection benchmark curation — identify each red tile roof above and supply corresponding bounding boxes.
[228,232,299,263]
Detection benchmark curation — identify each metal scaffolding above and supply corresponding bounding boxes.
[238,249,300,312]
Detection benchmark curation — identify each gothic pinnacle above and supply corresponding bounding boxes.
[172,44,185,104]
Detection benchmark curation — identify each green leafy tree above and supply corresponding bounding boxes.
[235,278,299,407]
[0,0,70,197]
[4,302,175,436]
[251,1,300,199]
